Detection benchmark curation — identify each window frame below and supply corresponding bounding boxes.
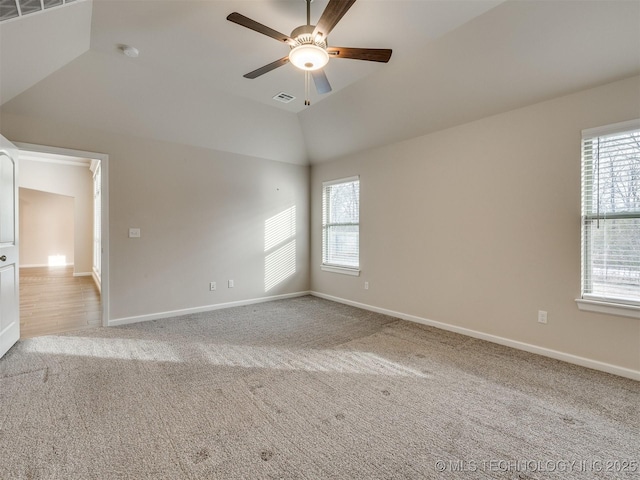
[321,175,360,276]
[91,160,101,283]
[576,119,640,319]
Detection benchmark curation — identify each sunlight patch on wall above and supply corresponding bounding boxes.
[264,205,297,292]
[265,240,296,292]
[264,205,296,252]
[48,255,67,266]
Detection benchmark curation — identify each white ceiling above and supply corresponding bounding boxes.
[1,0,639,164]
[88,0,505,113]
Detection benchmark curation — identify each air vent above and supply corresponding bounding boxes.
[273,92,296,104]
[1,0,80,23]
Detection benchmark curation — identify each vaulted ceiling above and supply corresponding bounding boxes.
[1,0,639,164]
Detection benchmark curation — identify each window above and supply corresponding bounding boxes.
[579,120,640,316]
[322,176,360,275]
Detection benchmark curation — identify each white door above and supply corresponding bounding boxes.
[0,135,19,359]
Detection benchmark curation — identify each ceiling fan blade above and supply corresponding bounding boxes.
[311,70,332,94]
[327,47,392,63]
[227,12,295,45]
[244,57,290,79]
[313,0,357,39]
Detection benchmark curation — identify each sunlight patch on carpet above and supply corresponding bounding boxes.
[22,335,429,377]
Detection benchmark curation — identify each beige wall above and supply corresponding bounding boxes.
[311,75,640,372]
[19,158,94,274]
[2,72,637,373]
[19,188,75,267]
[106,137,309,320]
[0,115,310,321]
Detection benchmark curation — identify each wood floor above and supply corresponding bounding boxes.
[20,266,101,338]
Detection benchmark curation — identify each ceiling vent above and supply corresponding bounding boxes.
[0,0,79,23]
[273,92,296,104]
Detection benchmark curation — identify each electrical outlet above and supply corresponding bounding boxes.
[209,282,216,291]
[538,310,548,324]
[364,281,369,290]
[128,228,141,238]
[228,280,234,288]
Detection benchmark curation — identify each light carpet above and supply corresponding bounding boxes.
[0,296,638,479]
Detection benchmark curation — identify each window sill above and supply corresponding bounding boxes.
[575,298,640,319]
[321,265,360,276]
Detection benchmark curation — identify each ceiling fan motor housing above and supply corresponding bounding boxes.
[290,25,327,49]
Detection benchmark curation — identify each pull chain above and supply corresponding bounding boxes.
[304,0,312,106]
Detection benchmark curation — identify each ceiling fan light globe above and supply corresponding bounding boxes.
[289,44,329,71]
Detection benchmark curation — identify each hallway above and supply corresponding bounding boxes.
[20,266,101,338]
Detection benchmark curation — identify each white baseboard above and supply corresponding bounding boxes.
[73,272,92,277]
[20,263,73,269]
[108,291,311,327]
[310,291,640,382]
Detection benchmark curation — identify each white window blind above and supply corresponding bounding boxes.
[322,176,359,271]
[581,120,640,306]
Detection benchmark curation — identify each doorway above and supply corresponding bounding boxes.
[15,143,109,336]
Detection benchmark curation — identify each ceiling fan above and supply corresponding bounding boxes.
[227,0,392,105]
